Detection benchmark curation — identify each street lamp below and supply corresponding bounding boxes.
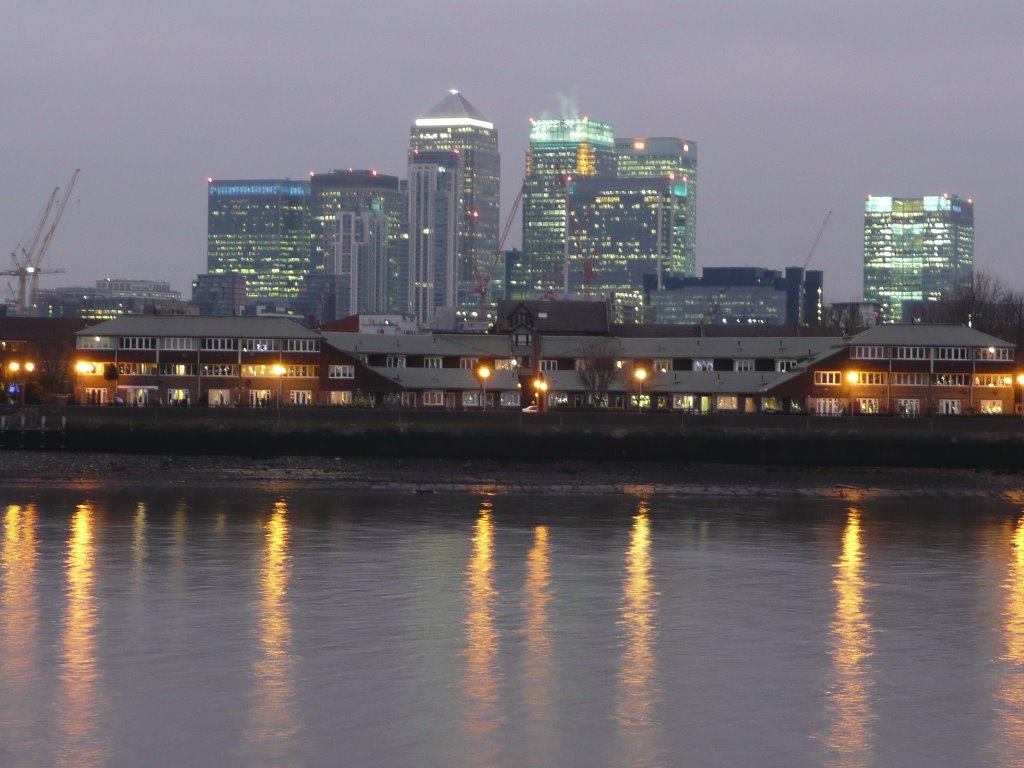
[533,376,548,411]
[272,364,286,408]
[846,371,858,416]
[634,368,647,413]
[476,365,491,410]
[7,360,35,406]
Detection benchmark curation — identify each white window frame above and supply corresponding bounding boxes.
[814,371,841,385]
[692,359,714,372]
[328,364,355,379]
[424,356,443,369]
[423,390,444,407]
[386,355,406,368]
[733,359,754,372]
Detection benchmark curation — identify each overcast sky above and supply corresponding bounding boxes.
[4,0,1021,303]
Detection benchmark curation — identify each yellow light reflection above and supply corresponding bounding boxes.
[522,525,553,758]
[247,499,300,757]
[823,508,875,767]
[617,499,662,764]
[57,503,105,768]
[132,502,147,587]
[996,514,1024,764]
[1,504,40,749]
[461,498,501,764]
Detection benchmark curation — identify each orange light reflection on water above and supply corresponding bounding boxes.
[522,525,554,759]
[1,505,40,751]
[461,498,502,766]
[247,499,300,759]
[823,508,875,768]
[996,514,1024,765]
[57,503,105,768]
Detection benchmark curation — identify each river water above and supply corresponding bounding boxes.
[1,484,1023,767]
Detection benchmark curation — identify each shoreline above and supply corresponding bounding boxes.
[3,450,1024,500]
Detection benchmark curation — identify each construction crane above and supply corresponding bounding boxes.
[471,182,525,318]
[4,169,78,314]
[802,209,831,269]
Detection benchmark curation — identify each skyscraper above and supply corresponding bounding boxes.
[207,179,311,300]
[520,117,616,299]
[567,176,688,322]
[863,194,974,322]
[407,150,461,327]
[309,170,404,312]
[410,91,500,320]
[616,137,697,275]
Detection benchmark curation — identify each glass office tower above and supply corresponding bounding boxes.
[616,137,697,276]
[520,117,616,299]
[207,180,311,300]
[863,194,974,322]
[410,91,499,320]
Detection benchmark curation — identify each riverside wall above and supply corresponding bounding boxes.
[4,405,1024,470]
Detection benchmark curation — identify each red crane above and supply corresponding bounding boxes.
[471,183,525,317]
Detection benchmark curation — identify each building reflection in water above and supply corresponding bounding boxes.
[996,514,1024,765]
[1,504,40,753]
[522,524,554,760]
[461,498,502,766]
[247,499,300,762]
[823,507,875,767]
[57,503,106,768]
[616,498,662,764]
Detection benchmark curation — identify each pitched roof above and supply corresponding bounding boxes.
[418,91,490,124]
[74,315,318,338]
[496,300,610,334]
[849,324,1013,348]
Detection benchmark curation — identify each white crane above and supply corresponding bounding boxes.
[4,169,78,314]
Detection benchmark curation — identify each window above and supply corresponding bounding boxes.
[776,359,797,372]
[693,359,714,372]
[979,399,1003,414]
[201,338,237,351]
[891,372,929,386]
[733,359,754,372]
[462,391,481,408]
[938,399,962,415]
[119,336,156,350]
[494,358,516,371]
[934,373,970,386]
[814,371,841,385]
[653,359,673,373]
[244,339,277,352]
[200,364,237,377]
[386,355,406,368]
[936,347,970,361]
[117,362,158,376]
[460,357,479,370]
[893,346,928,360]
[424,356,442,369]
[539,359,558,371]
[161,337,195,351]
[851,345,887,360]
[77,336,114,350]
[423,390,444,407]
[975,374,1011,387]
[715,395,738,410]
[286,339,319,352]
[673,394,696,411]
[329,365,355,379]
[289,390,312,405]
[499,391,521,407]
[896,398,920,417]
[284,365,317,378]
[84,388,108,405]
[977,347,1014,361]
[815,398,843,416]
[158,363,196,377]
[512,332,532,347]
[328,391,352,406]
[857,398,880,414]
[854,372,886,385]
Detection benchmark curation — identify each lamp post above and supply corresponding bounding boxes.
[477,365,491,410]
[1017,374,1024,420]
[533,376,548,412]
[846,371,858,416]
[272,364,286,409]
[7,360,35,406]
[634,368,647,413]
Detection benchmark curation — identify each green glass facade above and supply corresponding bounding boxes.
[615,137,696,276]
[863,195,974,322]
[207,180,312,300]
[410,92,500,321]
[520,117,616,298]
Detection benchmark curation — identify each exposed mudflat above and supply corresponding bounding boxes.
[3,449,1024,500]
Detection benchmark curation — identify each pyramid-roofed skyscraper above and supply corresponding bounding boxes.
[409,91,500,325]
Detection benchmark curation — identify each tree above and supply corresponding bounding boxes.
[575,341,619,407]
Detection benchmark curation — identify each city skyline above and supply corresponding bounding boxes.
[4,1,1021,305]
